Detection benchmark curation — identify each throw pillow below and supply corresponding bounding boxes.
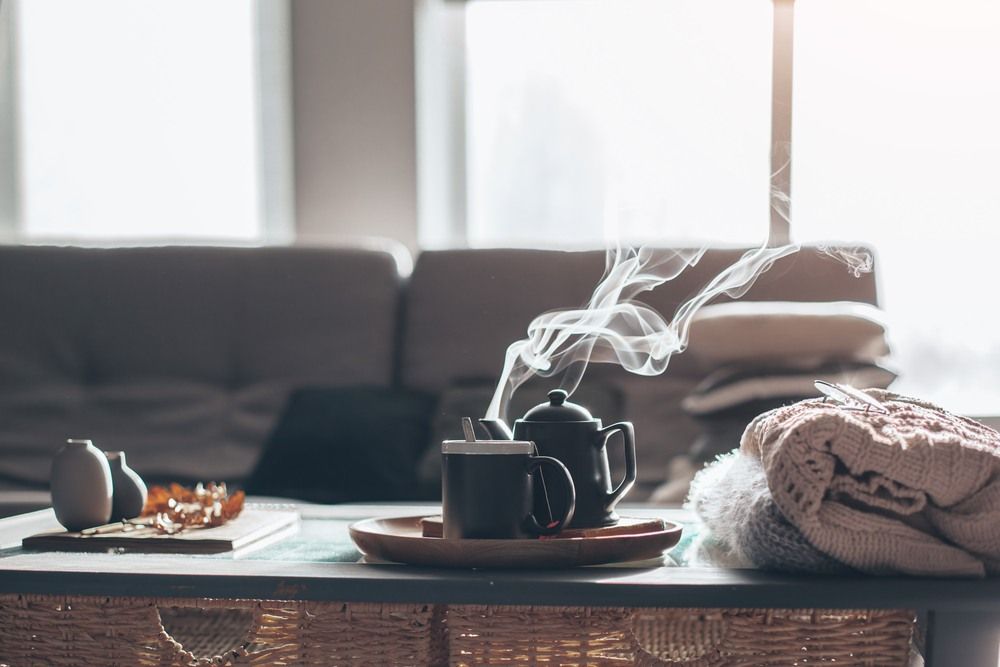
[681,360,896,463]
[681,361,898,418]
[245,386,436,503]
[685,301,890,366]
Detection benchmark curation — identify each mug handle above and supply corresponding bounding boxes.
[524,456,576,536]
[598,421,637,514]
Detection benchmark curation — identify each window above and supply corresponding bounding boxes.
[793,0,1000,413]
[465,0,773,247]
[0,0,291,242]
[421,0,1000,415]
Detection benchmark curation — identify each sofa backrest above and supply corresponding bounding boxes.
[0,243,881,497]
[401,247,879,489]
[0,245,403,487]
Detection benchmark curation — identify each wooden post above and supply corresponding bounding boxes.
[0,0,20,238]
[769,0,795,246]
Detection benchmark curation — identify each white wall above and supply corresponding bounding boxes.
[291,0,418,253]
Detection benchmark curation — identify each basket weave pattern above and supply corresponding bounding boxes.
[295,600,446,666]
[0,594,439,666]
[0,595,915,666]
[446,605,635,665]
[630,608,915,666]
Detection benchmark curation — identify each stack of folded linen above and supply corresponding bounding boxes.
[688,389,1000,576]
[650,301,895,504]
[682,301,896,465]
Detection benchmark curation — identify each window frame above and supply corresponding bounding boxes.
[0,0,19,239]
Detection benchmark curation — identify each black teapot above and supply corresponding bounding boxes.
[481,389,636,528]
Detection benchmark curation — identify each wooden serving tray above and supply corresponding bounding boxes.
[349,515,682,568]
[22,509,300,555]
[419,515,667,539]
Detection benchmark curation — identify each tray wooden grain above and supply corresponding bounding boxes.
[22,509,299,554]
[419,515,667,539]
[349,515,682,568]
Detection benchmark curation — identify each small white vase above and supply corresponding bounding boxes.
[50,439,113,531]
[105,451,148,521]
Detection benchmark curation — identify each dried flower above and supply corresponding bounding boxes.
[141,482,244,534]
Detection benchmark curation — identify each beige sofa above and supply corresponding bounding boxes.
[0,244,877,514]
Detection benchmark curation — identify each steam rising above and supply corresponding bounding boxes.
[485,241,873,420]
[816,245,874,278]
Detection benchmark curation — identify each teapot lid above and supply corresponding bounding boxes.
[521,389,594,422]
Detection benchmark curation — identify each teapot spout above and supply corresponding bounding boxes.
[479,418,514,440]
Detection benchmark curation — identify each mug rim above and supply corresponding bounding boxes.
[442,441,533,455]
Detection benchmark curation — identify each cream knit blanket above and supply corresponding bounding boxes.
[688,451,852,573]
[742,389,1000,576]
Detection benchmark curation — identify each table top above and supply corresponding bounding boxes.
[2,503,999,612]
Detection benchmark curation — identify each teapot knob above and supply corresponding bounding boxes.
[524,389,593,421]
[548,389,568,406]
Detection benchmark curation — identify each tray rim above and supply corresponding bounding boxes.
[348,514,683,568]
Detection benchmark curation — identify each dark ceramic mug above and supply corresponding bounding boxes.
[441,440,576,539]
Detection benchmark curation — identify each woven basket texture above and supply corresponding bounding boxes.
[447,605,915,667]
[0,595,439,666]
[631,608,915,667]
[0,595,915,666]
[446,605,635,665]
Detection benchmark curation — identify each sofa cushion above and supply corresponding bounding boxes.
[245,387,436,503]
[0,380,292,486]
[0,245,404,487]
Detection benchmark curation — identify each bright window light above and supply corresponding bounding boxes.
[794,0,1000,414]
[465,0,773,247]
[465,0,1000,414]
[15,0,261,240]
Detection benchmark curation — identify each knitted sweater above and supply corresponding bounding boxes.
[742,389,1000,576]
[688,451,851,573]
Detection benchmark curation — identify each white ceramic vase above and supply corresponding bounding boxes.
[50,439,113,531]
[105,451,147,520]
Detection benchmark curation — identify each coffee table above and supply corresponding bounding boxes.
[0,502,997,665]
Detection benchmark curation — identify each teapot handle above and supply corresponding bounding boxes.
[598,422,636,514]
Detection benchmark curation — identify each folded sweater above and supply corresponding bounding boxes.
[741,390,1000,576]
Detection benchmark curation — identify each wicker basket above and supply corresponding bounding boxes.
[630,608,916,667]
[446,605,916,667]
[0,595,916,666]
[0,594,442,666]
[446,605,636,665]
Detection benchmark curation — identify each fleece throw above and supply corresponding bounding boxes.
[738,389,1000,576]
